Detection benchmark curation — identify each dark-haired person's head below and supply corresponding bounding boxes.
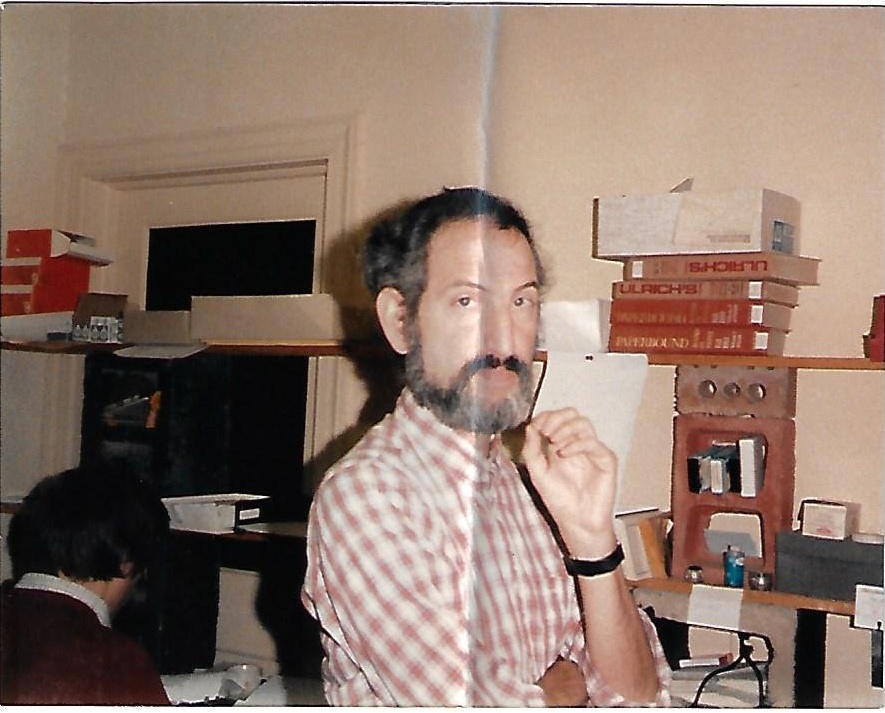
[7,466,169,588]
[362,186,546,316]
[364,187,546,435]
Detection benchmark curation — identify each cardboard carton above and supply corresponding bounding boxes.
[6,228,113,265]
[0,311,74,342]
[124,308,194,345]
[191,293,375,343]
[72,293,128,342]
[0,256,93,315]
[593,188,800,258]
[800,499,860,540]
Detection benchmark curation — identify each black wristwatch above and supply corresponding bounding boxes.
[564,542,625,577]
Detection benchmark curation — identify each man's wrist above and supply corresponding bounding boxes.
[560,524,618,560]
[564,542,624,577]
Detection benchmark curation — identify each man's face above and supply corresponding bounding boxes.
[405,218,540,434]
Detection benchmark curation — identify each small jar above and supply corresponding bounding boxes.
[684,565,705,584]
[748,570,773,591]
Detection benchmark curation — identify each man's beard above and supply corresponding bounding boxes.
[405,332,535,435]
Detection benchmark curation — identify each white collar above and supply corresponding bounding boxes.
[15,572,112,628]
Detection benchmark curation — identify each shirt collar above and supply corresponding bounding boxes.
[15,572,112,627]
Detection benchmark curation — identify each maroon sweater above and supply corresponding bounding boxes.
[1,587,170,705]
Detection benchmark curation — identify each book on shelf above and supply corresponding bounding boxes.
[613,507,669,580]
[623,251,819,286]
[611,279,800,306]
[609,298,793,331]
[608,324,787,356]
[687,443,738,493]
[737,435,766,497]
[687,441,763,497]
[710,444,740,494]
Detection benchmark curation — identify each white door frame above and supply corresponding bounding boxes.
[53,116,359,480]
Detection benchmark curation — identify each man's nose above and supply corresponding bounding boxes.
[481,303,515,357]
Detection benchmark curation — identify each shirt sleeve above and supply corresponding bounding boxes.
[302,465,548,707]
[565,604,672,707]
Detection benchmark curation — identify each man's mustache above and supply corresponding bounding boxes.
[462,354,530,379]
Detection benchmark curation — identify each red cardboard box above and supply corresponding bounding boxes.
[0,255,92,315]
[6,229,112,265]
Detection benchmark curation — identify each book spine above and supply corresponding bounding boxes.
[611,279,799,306]
[637,514,669,579]
[610,298,792,330]
[738,435,766,497]
[609,324,787,355]
[624,252,819,286]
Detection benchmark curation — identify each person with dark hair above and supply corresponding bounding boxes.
[1,466,171,704]
[302,187,671,706]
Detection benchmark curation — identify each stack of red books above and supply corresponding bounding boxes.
[1,229,111,316]
[606,252,820,356]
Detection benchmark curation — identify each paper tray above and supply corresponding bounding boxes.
[162,493,270,533]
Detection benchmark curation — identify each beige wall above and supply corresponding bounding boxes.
[1,4,882,706]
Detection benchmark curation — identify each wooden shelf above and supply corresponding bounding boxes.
[0,339,385,359]
[1,340,122,355]
[4,339,883,370]
[629,575,855,616]
[645,353,884,371]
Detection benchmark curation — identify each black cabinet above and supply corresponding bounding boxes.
[80,350,313,673]
[81,352,233,497]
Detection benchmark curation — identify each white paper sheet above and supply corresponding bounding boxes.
[687,583,744,631]
[114,343,207,359]
[531,351,648,506]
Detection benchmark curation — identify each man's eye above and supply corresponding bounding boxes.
[457,296,472,307]
[514,296,534,307]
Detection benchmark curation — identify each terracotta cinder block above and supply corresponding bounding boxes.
[675,364,796,418]
[671,413,795,584]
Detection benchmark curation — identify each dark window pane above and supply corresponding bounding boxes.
[146,221,315,311]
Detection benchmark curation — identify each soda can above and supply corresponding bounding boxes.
[723,545,745,587]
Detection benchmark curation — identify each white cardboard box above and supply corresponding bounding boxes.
[124,308,194,345]
[800,499,860,540]
[191,293,374,343]
[162,494,271,533]
[593,188,800,258]
[0,311,73,341]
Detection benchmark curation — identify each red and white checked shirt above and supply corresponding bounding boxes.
[302,390,671,706]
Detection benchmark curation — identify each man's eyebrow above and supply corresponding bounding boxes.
[445,280,539,292]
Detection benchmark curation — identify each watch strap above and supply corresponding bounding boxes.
[564,542,625,577]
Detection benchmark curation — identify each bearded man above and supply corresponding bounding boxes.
[301,187,671,707]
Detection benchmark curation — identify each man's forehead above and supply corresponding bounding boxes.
[425,218,538,287]
[428,217,530,256]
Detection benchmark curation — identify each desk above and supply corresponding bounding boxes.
[630,577,854,707]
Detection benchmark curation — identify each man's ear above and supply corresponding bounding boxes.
[376,287,410,355]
